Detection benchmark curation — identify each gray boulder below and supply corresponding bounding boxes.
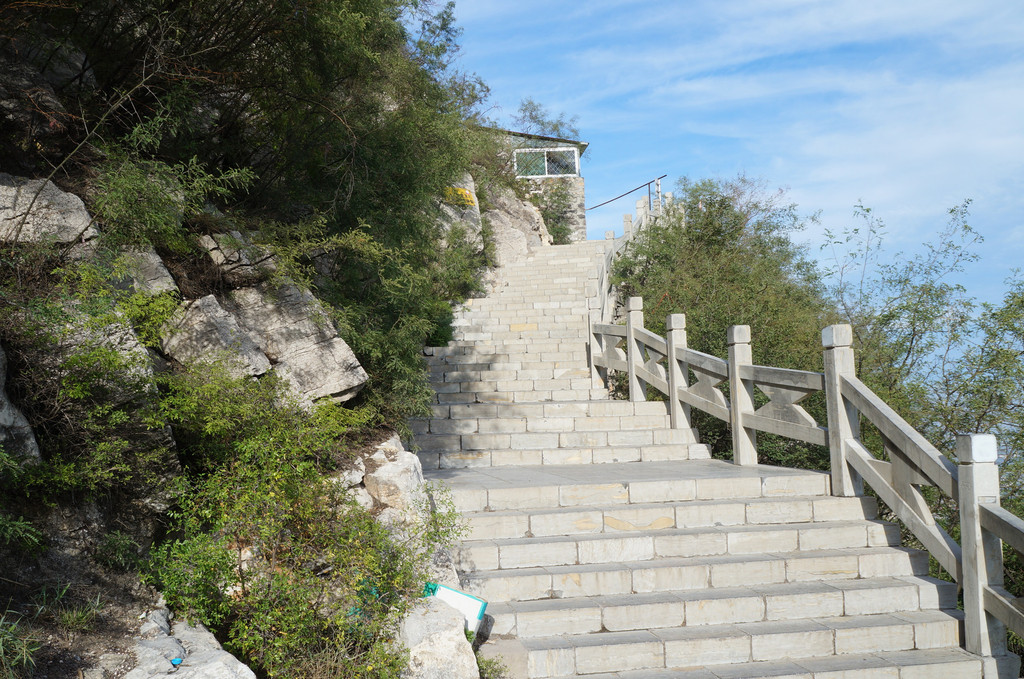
[439,173,483,248]
[159,284,367,405]
[161,295,271,378]
[0,172,97,243]
[228,285,367,403]
[124,610,256,679]
[127,247,178,295]
[364,435,427,521]
[0,341,40,462]
[198,231,276,286]
[481,185,551,268]
[398,597,479,679]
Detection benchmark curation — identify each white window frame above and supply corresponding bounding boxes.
[513,146,580,178]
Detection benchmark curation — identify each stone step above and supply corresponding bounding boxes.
[433,388,608,405]
[417,442,710,470]
[457,299,592,310]
[450,317,590,328]
[511,610,963,677]
[451,330,590,342]
[426,460,831,513]
[426,360,588,373]
[429,341,588,354]
[461,546,931,604]
[486,576,957,638]
[463,495,879,540]
[428,367,589,380]
[425,348,588,362]
[418,442,708,470]
[437,343,589,357]
[456,520,901,572]
[427,376,598,394]
[412,412,678,438]
[426,401,672,419]
[565,648,984,678]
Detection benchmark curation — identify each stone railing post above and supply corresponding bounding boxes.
[634,197,648,233]
[622,215,632,240]
[727,325,757,465]
[666,314,694,439]
[588,309,606,386]
[822,324,863,497]
[625,297,646,402]
[653,178,663,216]
[958,434,1012,678]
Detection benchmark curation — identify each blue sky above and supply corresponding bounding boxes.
[452,0,1024,304]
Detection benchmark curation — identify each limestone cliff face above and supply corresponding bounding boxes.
[0,174,368,412]
[438,174,556,298]
[0,342,39,463]
[481,184,553,268]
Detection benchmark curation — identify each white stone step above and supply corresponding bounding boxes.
[460,546,931,603]
[417,443,709,470]
[426,460,831,513]
[426,360,587,374]
[429,367,593,382]
[463,495,879,540]
[559,648,983,679]
[485,576,957,638]
[426,401,673,420]
[512,611,963,677]
[427,376,598,394]
[433,388,608,405]
[430,339,588,352]
[455,519,901,572]
[412,413,680,439]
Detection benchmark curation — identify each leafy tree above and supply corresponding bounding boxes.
[514,97,582,142]
[613,176,837,466]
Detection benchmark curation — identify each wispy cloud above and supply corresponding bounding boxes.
[456,0,1024,299]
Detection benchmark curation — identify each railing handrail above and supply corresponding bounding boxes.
[587,293,1023,676]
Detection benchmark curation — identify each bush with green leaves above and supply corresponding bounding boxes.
[531,180,575,245]
[0,249,180,499]
[151,361,457,677]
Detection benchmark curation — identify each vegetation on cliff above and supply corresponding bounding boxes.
[0,1,499,676]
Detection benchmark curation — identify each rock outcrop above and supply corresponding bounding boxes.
[124,608,257,679]
[198,231,276,286]
[0,341,40,463]
[161,294,273,378]
[160,283,368,405]
[398,597,479,679]
[0,172,97,243]
[127,246,178,294]
[439,173,483,249]
[481,185,551,268]
[228,284,366,403]
[338,434,460,589]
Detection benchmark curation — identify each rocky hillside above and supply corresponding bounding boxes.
[0,3,564,677]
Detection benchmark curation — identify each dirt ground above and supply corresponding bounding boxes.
[1,544,158,678]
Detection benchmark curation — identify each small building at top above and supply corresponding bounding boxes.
[503,129,588,243]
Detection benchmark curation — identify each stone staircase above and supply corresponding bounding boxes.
[413,240,983,678]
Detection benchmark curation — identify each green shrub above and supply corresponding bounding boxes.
[94,530,141,572]
[531,180,575,245]
[0,515,42,554]
[150,360,457,676]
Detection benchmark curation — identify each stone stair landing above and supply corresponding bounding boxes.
[415,241,978,678]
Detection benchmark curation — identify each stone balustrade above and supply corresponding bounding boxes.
[589,284,1024,677]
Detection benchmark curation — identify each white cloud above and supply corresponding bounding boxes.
[456,0,1024,299]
